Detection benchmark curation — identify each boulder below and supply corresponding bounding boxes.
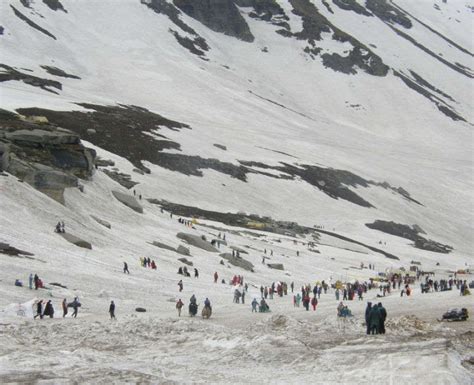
[152,241,177,252]
[112,190,143,213]
[135,307,147,312]
[90,215,111,229]
[5,128,79,145]
[267,263,284,270]
[178,257,193,266]
[60,233,92,249]
[95,158,115,167]
[220,252,254,272]
[86,129,96,135]
[176,245,190,256]
[177,232,219,252]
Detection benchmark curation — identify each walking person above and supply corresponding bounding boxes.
[109,301,116,320]
[123,262,130,274]
[28,273,33,290]
[34,300,43,319]
[178,280,183,292]
[176,299,184,316]
[71,297,80,318]
[62,298,68,318]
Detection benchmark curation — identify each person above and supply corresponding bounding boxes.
[241,290,246,304]
[15,279,23,287]
[204,297,211,310]
[55,222,61,233]
[259,299,270,313]
[34,300,43,319]
[190,294,197,305]
[109,301,116,319]
[194,268,199,278]
[311,296,318,311]
[151,260,157,270]
[62,298,68,318]
[178,280,183,292]
[377,302,387,334]
[290,281,294,293]
[176,299,184,316]
[29,273,33,290]
[303,294,310,311]
[369,304,380,335]
[71,297,80,318]
[123,262,130,274]
[251,298,258,312]
[335,288,340,301]
[43,300,54,318]
[34,274,39,290]
[365,302,372,335]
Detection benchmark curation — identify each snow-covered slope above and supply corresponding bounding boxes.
[0,1,473,383]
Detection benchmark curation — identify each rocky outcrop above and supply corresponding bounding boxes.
[365,220,453,254]
[59,233,92,249]
[0,242,34,256]
[152,241,177,252]
[173,0,255,42]
[267,263,284,270]
[230,245,248,254]
[178,257,193,266]
[112,190,143,213]
[103,170,138,189]
[220,252,254,272]
[177,233,219,252]
[90,215,111,229]
[0,110,96,203]
[176,245,191,256]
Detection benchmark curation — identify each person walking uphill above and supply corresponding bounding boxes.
[43,300,54,318]
[34,300,43,319]
[176,299,184,316]
[109,301,116,320]
[71,297,80,318]
[123,262,130,274]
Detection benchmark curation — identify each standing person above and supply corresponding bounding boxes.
[43,300,54,318]
[71,297,80,318]
[176,299,184,316]
[365,302,372,335]
[295,293,301,307]
[194,268,199,278]
[178,280,183,292]
[28,273,33,290]
[241,290,246,304]
[311,297,318,311]
[377,302,387,334]
[123,262,130,274]
[290,281,294,293]
[34,300,43,319]
[251,298,258,312]
[335,288,340,301]
[214,272,218,283]
[62,298,68,318]
[109,301,116,320]
[34,274,39,290]
[369,304,380,335]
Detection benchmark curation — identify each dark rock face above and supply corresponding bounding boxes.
[10,5,56,40]
[365,220,453,254]
[0,111,95,202]
[41,65,79,79]
[169,29,209,57]
[102,170,138,189]
[173,0,255,42]
[0,242,34,256]
[18,104,189,173]
[365,0,412,28]
[178,257,193,266]
[332,0,372,16]
[42,0,67,12]
[90,215,111,229]
[176,245,191,255]
[0,64,62,94]
[236,0,290,29]
[267,263,284,270]
[283,0,388,76]
[152,241,177,252]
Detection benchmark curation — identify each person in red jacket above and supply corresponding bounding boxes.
[311,297,318,311]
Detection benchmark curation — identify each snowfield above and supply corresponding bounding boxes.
[0,0,473,383]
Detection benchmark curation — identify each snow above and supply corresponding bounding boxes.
[0,0,473,383]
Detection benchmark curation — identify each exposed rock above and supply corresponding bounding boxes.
[152,241,177,252]
[103,170,138,189]
[176,245,190,256]
[0,111,95,202]
[1,64,61,94]
[133,168,145,175]
[365,220,453,253]
[177,232,219,252]
[173,0,255,42]
[213,144,227,151]
[59,233,92,249]
[10,5,56,40]
[220,252,254,272]
[0,242,34,256]
[267,263,284,270]
[365,0,412,28]
[332,0,372,16]
[135,307,147,312]
[42,0,67,12]
[49,282,67,289]
[112,190,143,213]
[90,215,111,229]
[95,157,115,167]
[41,65,78,78]
[178,257,193,266]
[86,129,96,135]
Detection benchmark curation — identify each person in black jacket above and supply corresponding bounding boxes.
[43,300,54,318]
[109,300,116,320]
[378,302,387,334]
[34,300,43,319]
[365,302,372,335]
